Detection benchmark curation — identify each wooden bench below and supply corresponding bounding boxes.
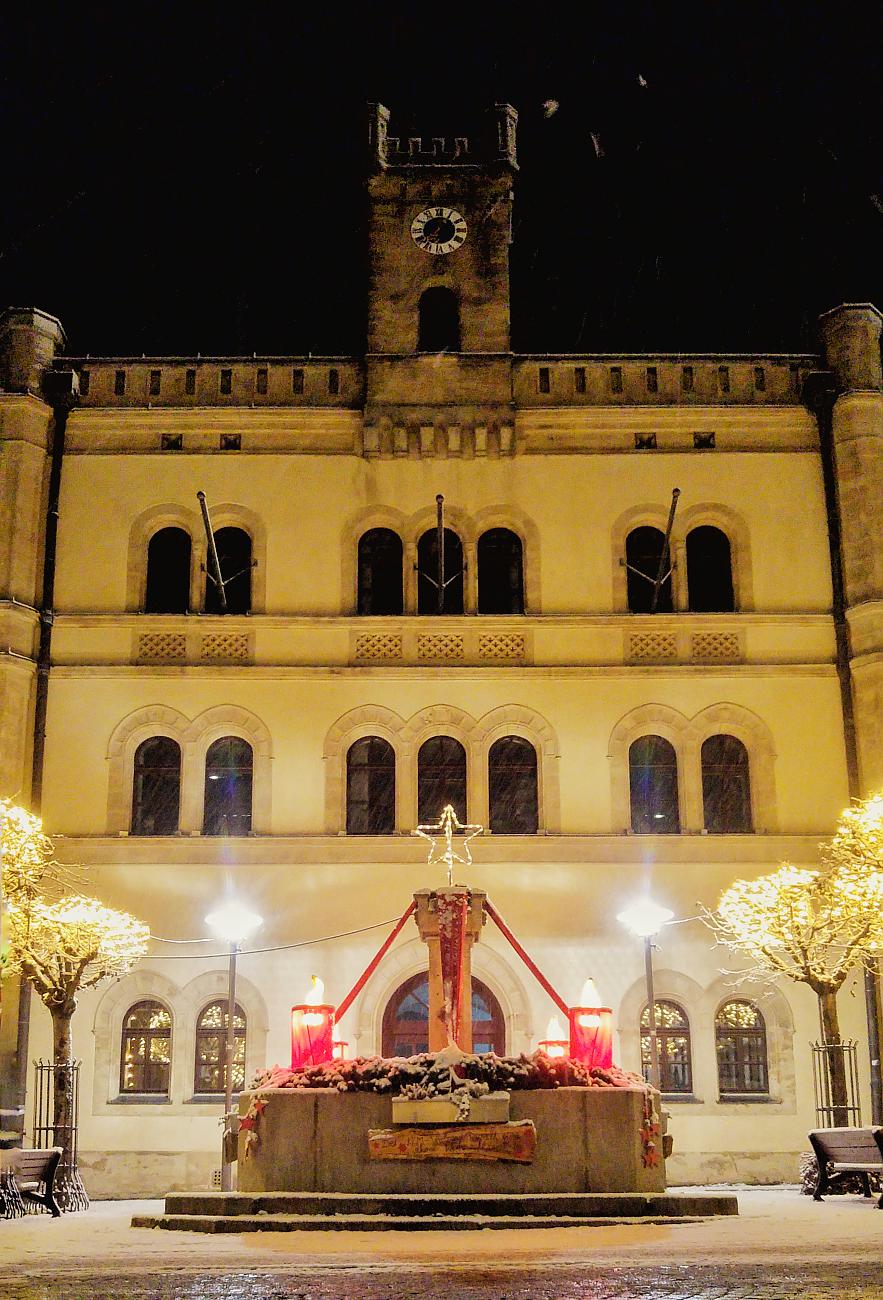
[0,1147,63,1217]
[808,1127,883,1207]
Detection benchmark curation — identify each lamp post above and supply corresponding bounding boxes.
[617,898,674,1092]
[205,901,263,1192]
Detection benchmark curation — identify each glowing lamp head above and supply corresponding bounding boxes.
[205,901,263,946]
[616,898,674,938]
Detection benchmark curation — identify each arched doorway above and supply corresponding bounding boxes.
[381,972,506,1057]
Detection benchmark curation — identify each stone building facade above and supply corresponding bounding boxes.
[1,104,881,1195]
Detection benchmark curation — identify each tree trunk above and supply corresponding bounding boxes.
[50,1006,74,1161]
[819,989,850,1126]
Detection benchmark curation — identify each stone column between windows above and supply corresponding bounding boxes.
[464,541,478,613]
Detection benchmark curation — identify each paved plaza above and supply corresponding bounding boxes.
[1,1186,881,1298]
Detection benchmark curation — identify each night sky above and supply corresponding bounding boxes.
[1,7,880,358]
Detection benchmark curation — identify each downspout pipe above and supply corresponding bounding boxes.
[806,370,883,1125]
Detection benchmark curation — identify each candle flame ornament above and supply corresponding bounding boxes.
[290,974,335,1069]
[415,804,484,887]
[538,1015,569,1058]
[569,976,613,1069]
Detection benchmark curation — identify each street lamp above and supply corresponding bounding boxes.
[617,898,674,1093]
[205,900,263,1191]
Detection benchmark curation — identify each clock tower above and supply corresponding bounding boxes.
[363,103,518,448]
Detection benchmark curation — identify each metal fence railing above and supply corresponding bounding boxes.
[811,1040,862,1128]
[32,1060,89,1212]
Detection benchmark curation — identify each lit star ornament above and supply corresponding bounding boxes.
[415,804,484,886]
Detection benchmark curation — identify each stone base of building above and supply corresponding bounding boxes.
[666,1150,806,1186]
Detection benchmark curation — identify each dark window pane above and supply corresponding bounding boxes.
[203,736,253,835]
[488,736,538,833]
[715,1001,768,1093]
[328,368,340,395]
[382,973,504,1057]
[194,1000,246,1094]
[292,368,304,394]
[205,527,252,615]
[346,736,395,833]
[417,528,463,615]
[256,368,268,395]
[538,367,550,393]
[145,527,191,614]
[477,528,524,614]
[686,526,734,611]
[417,287,460,352]
[120,1000,171,1094]
[640,1000,692,1093]
[357,529,403,615]
[185,368,196,395]
[629,735,679,833]
[418,735,466,823]
[625,526,673,613]
[702,734,752,832]
[220,368,232,394]
[114,369,126,396]
[131,737,181,835]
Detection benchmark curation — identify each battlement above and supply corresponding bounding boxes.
[368,103,517,170]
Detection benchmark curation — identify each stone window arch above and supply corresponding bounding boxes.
[488,736,538,834]
[609,706,690,832]
[107,705,191,833]
[678,502,754,611]
[130,736,181,835]
[701,734,753,832]
[323,706,407,832]
[477,704,561,832]
[612,506,678,613]
[640,999,692,1093]
[346,736,396,834]
[194,1000,247,1095]
[202,736,253,835]
[204,526,253,615]
[686,525,734,612]
[127,505,201,613]
[119,999,173,1096]
[417,527,464,614]
[145,527,192,614]
[417,286,460,353]
[357,528,403,616]
[381,972,505,1057]
[185,705,272,835]
[417,735,467,823]
[629,735,680,833]
[471,506,541,614]
[703,977,794,1109]
[689,703,777,833]
[200,503,267,614]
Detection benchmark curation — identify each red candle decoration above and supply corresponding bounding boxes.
[332,1040,348,1061]
[568,978,613,1069]
[538,1015,570,1058]
[290,975,335,1069]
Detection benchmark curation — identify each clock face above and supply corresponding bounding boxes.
[410,206,467,255]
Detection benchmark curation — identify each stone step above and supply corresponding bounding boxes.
[133,1211,715,1233]
[155,1190,737,1221]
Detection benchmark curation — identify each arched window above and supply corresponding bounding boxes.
[120,1000,172,1095]
[629,735,680,833]
[145,527,191,614]
[702,734,753,832]
[417,528,464,614]
[131,737,181,835]
[417,287,460,353]
[203,736,253,835]
[686,525,734,612]
[641,1000,692,1093]
[382,972,505,1057]
[417,735,467,823]
[194,1000,247,1095]
[488,736,538,833]
[477,529,524,614]
[357,528,403,616]
[625,526,673,613]
[346,736,395,834]
[205,527,252,615]
[715,1001,768,1095]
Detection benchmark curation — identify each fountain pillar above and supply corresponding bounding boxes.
[414,887,487,1051]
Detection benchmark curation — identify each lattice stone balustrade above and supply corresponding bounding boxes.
[691,631,743,663]
[628,631,678,662]
[417,634,465,661]
[137,632,187,663]
[354,633,404,661]
[200,633,251,662]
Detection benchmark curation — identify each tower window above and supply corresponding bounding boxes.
[417,287,460,353]
[754,366,766,391]
[357,528,403,615]
[145,526,191,613]
[488,737,538,834]
[131,737,181,836]
[149,369,161,396]
[205,527,252,615]
[417,736,467,824]
[718,365,730,393]
[477,528,523,614]
[292,368,305,394]
[538,367,550,394]
[114,370,127,396]
[701,734,752,833]
[646,367,658,393]
[681,366,693,393]
[328,368,340,395]
[629,735,680,833]
[610,367,623,394]
[417,527,464,615]
[203,736,253,836]
[185,368,196,395]
[686,525,734,611]
[346,736,396,834]
[219,368,232,395]
[625,526,673,613]
[256,368,268,395]
[574,366,586,394]
[79,369,90,396]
